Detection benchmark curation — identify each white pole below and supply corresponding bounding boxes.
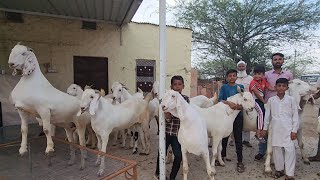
[159,0,166,180]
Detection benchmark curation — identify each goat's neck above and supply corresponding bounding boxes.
[121,88,133,101]
[76,89,84,99]
[20,62,50,86]
[225,93,241,119]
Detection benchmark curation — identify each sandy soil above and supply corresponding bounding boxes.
[108,103,320,180]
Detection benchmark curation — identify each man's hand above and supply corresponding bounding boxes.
[291,132,298,140]
[256,130,261,138]
[261,130,267,137]
[222,100,237,110]
[164,112,172,122]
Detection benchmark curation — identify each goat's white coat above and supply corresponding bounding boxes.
[161,90,214,180]
[192,89,255,174]
[8,44,87,169]
[190,94,217,108]
[79,89,151,176]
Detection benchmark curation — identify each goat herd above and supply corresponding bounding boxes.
[6,44,320,179]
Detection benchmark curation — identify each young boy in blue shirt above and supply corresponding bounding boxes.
[218,69,245,173]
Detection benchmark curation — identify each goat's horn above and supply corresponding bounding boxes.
[17,41,22,45]
[100,89,106,96]
[27,46,33,52]
[84,85,92,90]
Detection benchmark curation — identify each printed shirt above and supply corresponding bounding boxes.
[249,79,270,99]
[264,69,293,101]
[166,94,190,136]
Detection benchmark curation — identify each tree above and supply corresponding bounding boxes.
[175,0,320,74]
[196,58,236,79]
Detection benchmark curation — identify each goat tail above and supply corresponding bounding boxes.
[211,92,218,105]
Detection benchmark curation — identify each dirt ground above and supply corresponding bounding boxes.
[107,103,320,180]
[1,103,320,180]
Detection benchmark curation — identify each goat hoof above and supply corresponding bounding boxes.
[45,147,54,154]
[264,168,272,175]
[68,160,75,166]
[97,169,104,177]
[303,160,310,165]
[95,161,100,167]
[79,165,85,170]
[133,150,137,154]
[19,147,28,156]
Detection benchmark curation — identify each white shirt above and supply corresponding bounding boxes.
[263,95,299,147]
[236,74,253,92]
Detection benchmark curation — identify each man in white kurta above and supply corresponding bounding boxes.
[235,60,253,147]
[263,93,299,178]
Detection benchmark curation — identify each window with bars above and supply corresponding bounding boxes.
[136,59,156,93]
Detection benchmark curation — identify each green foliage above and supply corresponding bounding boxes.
[175,0,320,78]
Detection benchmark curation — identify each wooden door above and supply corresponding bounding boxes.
[73,56,108,92]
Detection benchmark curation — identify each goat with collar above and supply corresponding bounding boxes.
[161,90,214,180]
[8,44,89,169]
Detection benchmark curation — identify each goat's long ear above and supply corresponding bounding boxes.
[26,46,33,52]
[89,94,100,115]
[22,55,36,76]
[175,92,184,120]
[237,86,244,96]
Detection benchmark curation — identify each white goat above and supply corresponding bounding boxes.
[78,89,152,176]
[190,93,218,108]
[192,87,255,174]
[67,84,97,148]
[161,90,214,180]
[111,81,153,154]
[8,44,87,169]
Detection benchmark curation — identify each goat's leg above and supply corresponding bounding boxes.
[181,147,189,180]
[141,122,151,155]
[17,110,29,156]
[129,129,134,148]
[155,115,159,135]
[76,126,87,170]
[132,131,139,154]
[18,110,28,156]
[264,129,272,173]
[217,141,225,166]
[50,124,56,136]
[40,111,54,155]
[298,128,310,164]
[112,131,118,146]
[203,151,215,180]
[166,145,174,164]
[95,135,102,166]
[120,130,126,148]
[139,126,148,155]
[98,133,110,177]
[73,130,79,144]
[210,138,221,174]
[64,128,76,166]
[87,126,97,149]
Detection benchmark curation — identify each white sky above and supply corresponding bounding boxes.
[132,0,320,73]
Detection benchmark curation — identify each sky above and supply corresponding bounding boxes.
[132,0,320,73]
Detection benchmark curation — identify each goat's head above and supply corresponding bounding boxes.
[67,84,83,97]
[160,90,183,118]
[235,86,255,112]
[111,82,128,102]
[153,81,160,98]
[288,79,317,100]
[8,43,36,76]
[78,89,102,116]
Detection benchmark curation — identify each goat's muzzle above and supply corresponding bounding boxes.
[162,105,168,111]
[80,107,87,114]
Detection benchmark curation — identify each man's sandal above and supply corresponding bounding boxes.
[237,162,245,173]
[272,171,285,179]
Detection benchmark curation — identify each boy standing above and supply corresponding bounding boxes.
[219,69,245,173]
[154,75,189,180]
[262,78,299,180]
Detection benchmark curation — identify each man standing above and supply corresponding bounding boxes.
[235,60,253,147]
[255,53,293,161]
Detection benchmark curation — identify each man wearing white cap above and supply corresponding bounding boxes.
[235,60,253,147]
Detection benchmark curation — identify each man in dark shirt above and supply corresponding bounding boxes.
[154,75,189,180]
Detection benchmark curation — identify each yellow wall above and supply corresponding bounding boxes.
[0,13,192,96]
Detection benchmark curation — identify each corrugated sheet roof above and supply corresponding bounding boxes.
[0,0,143,25]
